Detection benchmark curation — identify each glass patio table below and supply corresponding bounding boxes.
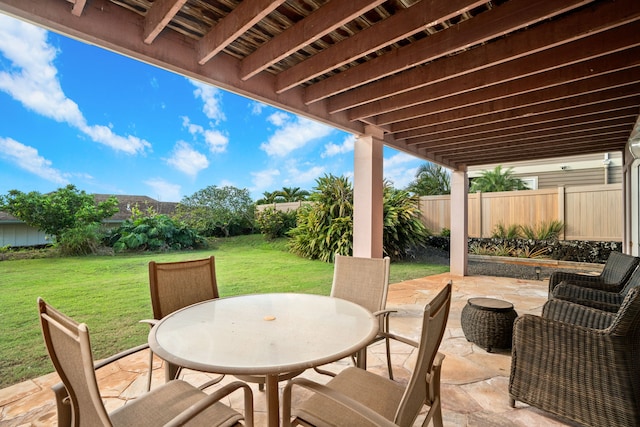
[148,292,378,427]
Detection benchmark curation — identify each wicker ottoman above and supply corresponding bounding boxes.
[461,297,518,352]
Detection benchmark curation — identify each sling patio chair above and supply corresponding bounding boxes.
[551,263,640,312]
[547,251,639,295]
[145,255,302,392]
[38,297,254,427]
[282,281,451,427]
[509,287,640,426]
[141,256,224,390]
[313,254,394,379]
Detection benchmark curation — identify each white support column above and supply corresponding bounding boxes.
[353,128,384,258]
[450,170,468,276]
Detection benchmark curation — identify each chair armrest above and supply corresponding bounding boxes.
[542,299,615,329]
[139,318,158,328]
[552,283,623,312]
[373,309,397,333]
[282,378,398,427]
[548,271,599,293]
[165,381,254,427]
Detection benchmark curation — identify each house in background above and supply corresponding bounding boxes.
[0,195,177,248]
[467,152,622,190]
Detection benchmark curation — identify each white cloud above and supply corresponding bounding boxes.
[181,116,228,154]
[182,116,204,135]
[285,164,325,185]
[203,129,228,154]
[267,111,289,126]
[322,134,355,158]
[250,169,280,192]
[166,141,209,177]
[261,115,334,157]
[144,178,182,202]
[0,15,151,155]
[384,152,420,188]
[0,137,69,184]
[190,80,226,123]
[250,101,267,115]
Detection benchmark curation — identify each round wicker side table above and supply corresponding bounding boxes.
[461,297,518,352]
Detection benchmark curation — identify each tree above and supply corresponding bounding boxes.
[469,165,528,193]
[406,163,450,195]
[277,186,310,202]
[288,175,429,261]
[256,190,281,205]
[174,185,255,237]
[0,184,118,241]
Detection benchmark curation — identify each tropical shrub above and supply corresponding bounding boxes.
[256,207,297,239]
[106,214,205,252]
[521,220,564,240]
[383,185,430,259]
[288,175,353,262]
[288,175,430,261]
[57,223,106,256]
[491,222,522,239]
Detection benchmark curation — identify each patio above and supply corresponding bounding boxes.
[0,272,580,426]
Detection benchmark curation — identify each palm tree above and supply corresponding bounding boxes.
[277,186,310,202]
[469,165,528,193]
[255,190,281,205]
[406,163,451,195]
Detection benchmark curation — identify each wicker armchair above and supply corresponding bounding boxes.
[548,251,639,294]
[509,287,640,426]
[551,266,640,312]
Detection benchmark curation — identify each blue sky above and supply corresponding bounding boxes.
[0,13,423,203]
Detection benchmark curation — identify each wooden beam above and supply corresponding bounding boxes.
[394,85,640,140]
[0,0,364,136]
[143,0,187,44]
[71,0,86,17]
[379,67,640,127]
[197,0,285,65]
[239,0,385,80]
[274,0,487,93]
[328,0,640,114]
[304,0,593,104]
[346,22,640,120]
[405,110,640,151]
[431,133,630,164]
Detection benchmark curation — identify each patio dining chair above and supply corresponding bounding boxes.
[551,263,640,312]
[282,281,451,427]
[142,256,224,390]
[509,287,640,426]
[38,297,254,427]
[145,255,301,392]
[314,254,394,379]
[548,251,639,295]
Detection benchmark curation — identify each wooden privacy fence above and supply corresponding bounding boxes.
[256,184,622,242]
[420,184,622,241]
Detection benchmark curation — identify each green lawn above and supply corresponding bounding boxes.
[0,234,448,388]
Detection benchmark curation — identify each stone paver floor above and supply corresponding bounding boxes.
[0,273,579,426]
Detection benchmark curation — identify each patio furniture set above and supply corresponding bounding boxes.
[36,254,451,427]
[35,249,640,426]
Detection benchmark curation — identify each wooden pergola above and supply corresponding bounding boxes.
[2,0,639,271]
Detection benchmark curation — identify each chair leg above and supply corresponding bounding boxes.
[146,348,154,391]
[509,397,516,408]
[385,336,393,380]
[52,382,72,427]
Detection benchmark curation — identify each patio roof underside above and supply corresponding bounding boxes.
[2,0,639,170]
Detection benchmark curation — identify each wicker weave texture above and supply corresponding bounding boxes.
[548,252,639,294]
[461,299,517,352]
[510,288,640,426]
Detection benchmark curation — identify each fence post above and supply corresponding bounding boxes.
[478,191,483,238]
[558,186,565,240]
